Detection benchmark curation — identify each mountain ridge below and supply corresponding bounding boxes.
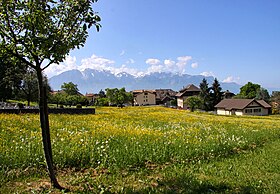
[49,69,241,94]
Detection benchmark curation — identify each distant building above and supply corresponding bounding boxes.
[85,93,99,104]
[50,90,84,96]
[215,99,271,116]
[133,90,156,106]
[176,84,201,109]
[155,89,177,106]
[222,90,235,99]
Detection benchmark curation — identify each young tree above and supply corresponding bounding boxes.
[185,96,202,112]
[0,1,101,189]
[105,87,132,107]
[50,92,67,108]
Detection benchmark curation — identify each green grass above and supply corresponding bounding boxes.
[1,106,280,193]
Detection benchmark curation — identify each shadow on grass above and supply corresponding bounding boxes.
[123,175,257,194]
[74,173,258,194]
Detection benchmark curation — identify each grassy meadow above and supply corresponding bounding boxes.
[1,106,280,193]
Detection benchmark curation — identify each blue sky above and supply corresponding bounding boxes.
[45,0,280,89]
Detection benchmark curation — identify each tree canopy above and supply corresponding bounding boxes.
[105,88,133,107]
[61,82,80,96]
[199,78,211,111]
[185,96,202,112]
[0,0,101,70]
[0,51,27,101]
[211,78,222,107]
[256,87,270,102]
[238,82,261,99]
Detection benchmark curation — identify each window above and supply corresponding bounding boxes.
[245,109,253,113]
[254,108,261,113]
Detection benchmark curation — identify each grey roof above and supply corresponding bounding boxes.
[215,99,271,110]
[176,84,200,97]
[179,84,201,93]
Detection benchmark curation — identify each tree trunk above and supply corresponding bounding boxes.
[36,68,64,190]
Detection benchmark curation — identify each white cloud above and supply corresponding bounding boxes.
[222,76,240,83]
[200,71,215,77]
[43,55,78,78]
[79,54,115,71]
[146,58,161,65]
[191,62,198,69]
[147,64,164,74]
[176,56,192,73]
[164,59,175,68]
[177,56,192,62]
[114,65,143,76]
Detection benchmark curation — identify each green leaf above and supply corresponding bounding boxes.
[83,23,87,31]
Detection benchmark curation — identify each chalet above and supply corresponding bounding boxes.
[215,99,271,116]
[155,89,177,105]
[133,90,156,106]
[176,84,201,109]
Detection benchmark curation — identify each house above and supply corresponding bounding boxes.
[155,89,177,106]
[215,99,271,116]
[176,84,201,109]
[85,93,99,104]
[133,90,156,106]
[222,90,235,99]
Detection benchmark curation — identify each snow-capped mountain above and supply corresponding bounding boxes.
[49,68,241,94]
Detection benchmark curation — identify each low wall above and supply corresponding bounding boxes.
[0,108,95,114]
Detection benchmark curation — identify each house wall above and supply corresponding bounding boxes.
[243,107,269,116]
[177,97,189,109]
[217,109,227,115]
[235,110,243,116]
[217,109,233,115]
[134,92,156,105]
[177,98,184,109]
[217,107,269,116]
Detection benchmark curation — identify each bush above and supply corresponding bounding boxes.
[272,108,279,114]
[76,104,82,108]
[59,105,64,108]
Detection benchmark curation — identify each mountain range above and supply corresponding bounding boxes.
[49,69,241,94]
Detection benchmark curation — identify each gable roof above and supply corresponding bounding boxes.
[155,89,177,100]
[176,84,200,97]
[215,99,271,110]
[257,100,272,108]
[179,84,201,93]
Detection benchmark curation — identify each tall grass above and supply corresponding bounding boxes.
[1,107,280,172]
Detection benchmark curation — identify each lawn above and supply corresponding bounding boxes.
[1,106,280,193]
